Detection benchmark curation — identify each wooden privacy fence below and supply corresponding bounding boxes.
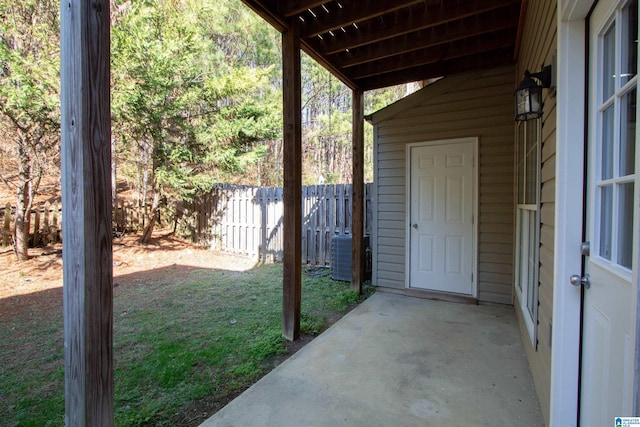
[1,200,151,248]
[2,202,63,247]
[178,183,373,265]
[3,184,373,266]
[112,200,152,234]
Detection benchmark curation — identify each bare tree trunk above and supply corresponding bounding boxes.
[14,141,31,261]
[139,187,159,244]
[141,140,149,207]
[139,150,159,244]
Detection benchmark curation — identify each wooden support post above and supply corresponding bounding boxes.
[282,23,302,341]
[61,0,114,425]
[351,89,365,294]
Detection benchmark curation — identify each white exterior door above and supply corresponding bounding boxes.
[582,0,639,424]
[408,139,476,295]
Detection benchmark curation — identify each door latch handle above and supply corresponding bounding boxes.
[569,274,591,289]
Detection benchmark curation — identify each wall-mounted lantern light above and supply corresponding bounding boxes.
[514,65,552,121]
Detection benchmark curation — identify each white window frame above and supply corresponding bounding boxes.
[591,0,638,278]
[514,118,542,347]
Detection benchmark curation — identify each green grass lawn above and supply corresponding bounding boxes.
[0,263,373,426]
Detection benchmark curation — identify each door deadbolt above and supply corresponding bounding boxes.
[580,241,590,256]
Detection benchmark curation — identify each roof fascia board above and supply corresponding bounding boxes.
[241,0,287,31]
[300,40,359,90]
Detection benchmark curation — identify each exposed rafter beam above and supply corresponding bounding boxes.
[300,39,358,90]
[240,0,525,90]
[356,47,515,90]
[333,14,518,68]
[237,3,360,89]
[241,0,287,31]
[309,0,520,54]
[279,0,332,18]
[346,29,517,80]
[300,0,425,38]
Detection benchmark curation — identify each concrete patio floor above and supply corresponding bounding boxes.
[201,292,543,427]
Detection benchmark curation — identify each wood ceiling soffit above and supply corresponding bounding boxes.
[356,47,515,90]
[306,0,521,54]
[346,28,518,80]
[299,0,426,39]
[332,8,520,68]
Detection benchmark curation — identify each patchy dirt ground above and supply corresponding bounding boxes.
[0,229,257,301]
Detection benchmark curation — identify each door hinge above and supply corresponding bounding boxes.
[471,273,474,282]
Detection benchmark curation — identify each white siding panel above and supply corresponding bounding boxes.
[378,202,404,212]
[377,261,405,274]
[377,185,405,196]
[378,253,405,265]
[377,278,404,288]
[378,228,404,238]
[377,270,405,283]
[374,194,405,204]
[377,211,405,222]
[378,245,405,255]
[378,159,406,170]
[377,236,404,248]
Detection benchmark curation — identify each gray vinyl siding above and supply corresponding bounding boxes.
[515,0,557,425]
[371,65,515,304]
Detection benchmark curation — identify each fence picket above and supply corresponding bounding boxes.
[3,203,10,247]
[50,204,60,244]
[32,208,41,246]
[42,201,51,246]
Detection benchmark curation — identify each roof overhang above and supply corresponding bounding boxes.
[241,0,528,91]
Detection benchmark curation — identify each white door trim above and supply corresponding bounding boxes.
[405,137,479,298]
[556,1,640,423]
[371,126,380,289]
[552,2,594,425]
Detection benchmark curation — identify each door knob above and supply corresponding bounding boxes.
[569,274,590,289]
[412,223,418,229]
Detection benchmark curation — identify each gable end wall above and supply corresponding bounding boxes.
[372,65,516,305]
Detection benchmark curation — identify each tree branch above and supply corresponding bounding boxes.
[0,172,17,191]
